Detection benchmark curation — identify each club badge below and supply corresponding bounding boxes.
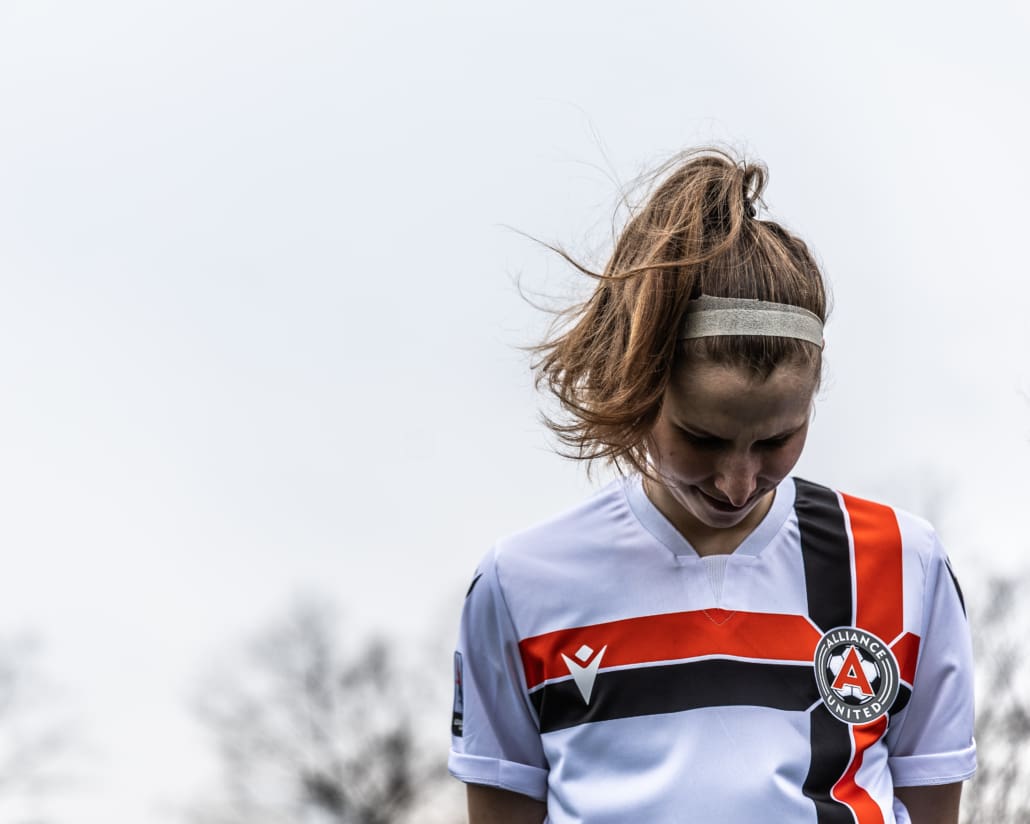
[813,627,900,725]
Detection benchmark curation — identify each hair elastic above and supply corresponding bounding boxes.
[679,295,824,346]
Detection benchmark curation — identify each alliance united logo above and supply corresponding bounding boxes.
[813,627,900,724]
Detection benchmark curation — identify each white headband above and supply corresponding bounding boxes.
[679,295,824,346]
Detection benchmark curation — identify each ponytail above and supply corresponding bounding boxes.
[531,147,828,476]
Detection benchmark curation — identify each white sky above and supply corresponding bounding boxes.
[1,1,1028,821]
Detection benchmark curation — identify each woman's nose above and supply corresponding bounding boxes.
[713,452,759,506]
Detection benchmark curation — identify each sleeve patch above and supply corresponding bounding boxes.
[451,651,464,736]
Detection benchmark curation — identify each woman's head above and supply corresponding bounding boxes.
[532,147,828,479]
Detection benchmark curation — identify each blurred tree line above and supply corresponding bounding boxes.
[3,576,1026,822]
[961,575,1030,823]
[0,633,76,824]
[186,600,463,824]
[186,576,1030,824]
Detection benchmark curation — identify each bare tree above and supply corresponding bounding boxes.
[188,599,454,824]
[0,633,76,824]
[961,575,1030,823]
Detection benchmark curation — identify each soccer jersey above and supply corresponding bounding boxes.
[448,475,976,824]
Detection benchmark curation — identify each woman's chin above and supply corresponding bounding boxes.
[682,487,767,529]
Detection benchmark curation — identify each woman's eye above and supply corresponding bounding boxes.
[758,436,791,449]
[679,430,722,448]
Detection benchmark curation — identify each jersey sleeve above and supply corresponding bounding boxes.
[448,546,549,801]
[886,533,977,786]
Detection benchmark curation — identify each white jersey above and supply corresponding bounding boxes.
[448,475,975,824]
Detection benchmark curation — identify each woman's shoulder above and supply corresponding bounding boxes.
[804,478,948,567]
[468,476,648,634]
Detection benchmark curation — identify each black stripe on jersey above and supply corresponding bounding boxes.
[794,478,853,631]
[795,479,856,823]
[465,573,483,598]
[531,659,819,734]
[944,557,967,616]
[890,684,912,718]
[803,705,855,824]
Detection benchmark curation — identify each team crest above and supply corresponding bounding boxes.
[813,627,900,724]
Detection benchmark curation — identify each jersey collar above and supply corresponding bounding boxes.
[621,474,796,559]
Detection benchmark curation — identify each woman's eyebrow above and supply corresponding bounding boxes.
[749,423,807,441]
[674,420,805,440]
[763,422,807,440]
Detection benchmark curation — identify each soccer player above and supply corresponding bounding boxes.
[449,149,975,824]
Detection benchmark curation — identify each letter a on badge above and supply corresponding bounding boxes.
[832,645,874,696]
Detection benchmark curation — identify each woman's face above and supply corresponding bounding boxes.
[647,356,819,533]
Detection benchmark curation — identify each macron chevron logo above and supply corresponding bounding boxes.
[560,644,607,704]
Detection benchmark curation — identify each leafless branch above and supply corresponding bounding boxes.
[187,598,454,824]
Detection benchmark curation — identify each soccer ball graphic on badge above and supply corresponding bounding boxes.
[827,644,881,704]
[814,628,900,724]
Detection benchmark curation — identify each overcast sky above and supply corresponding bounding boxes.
[1,1,1028,821]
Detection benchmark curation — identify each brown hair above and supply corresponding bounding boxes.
[531,147,828,476]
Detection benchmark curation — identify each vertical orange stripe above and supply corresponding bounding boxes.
[841,494,904,645]
[832,718,888,823]
[891,632,921,685]
[834,494,904,823]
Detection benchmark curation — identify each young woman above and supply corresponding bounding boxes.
[448,149,975,824]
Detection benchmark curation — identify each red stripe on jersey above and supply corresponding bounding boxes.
[824,495,900,823]
[519,610,821,691]
[891,631,920,685]
[841,494,904,644]
[832,717,888,824]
